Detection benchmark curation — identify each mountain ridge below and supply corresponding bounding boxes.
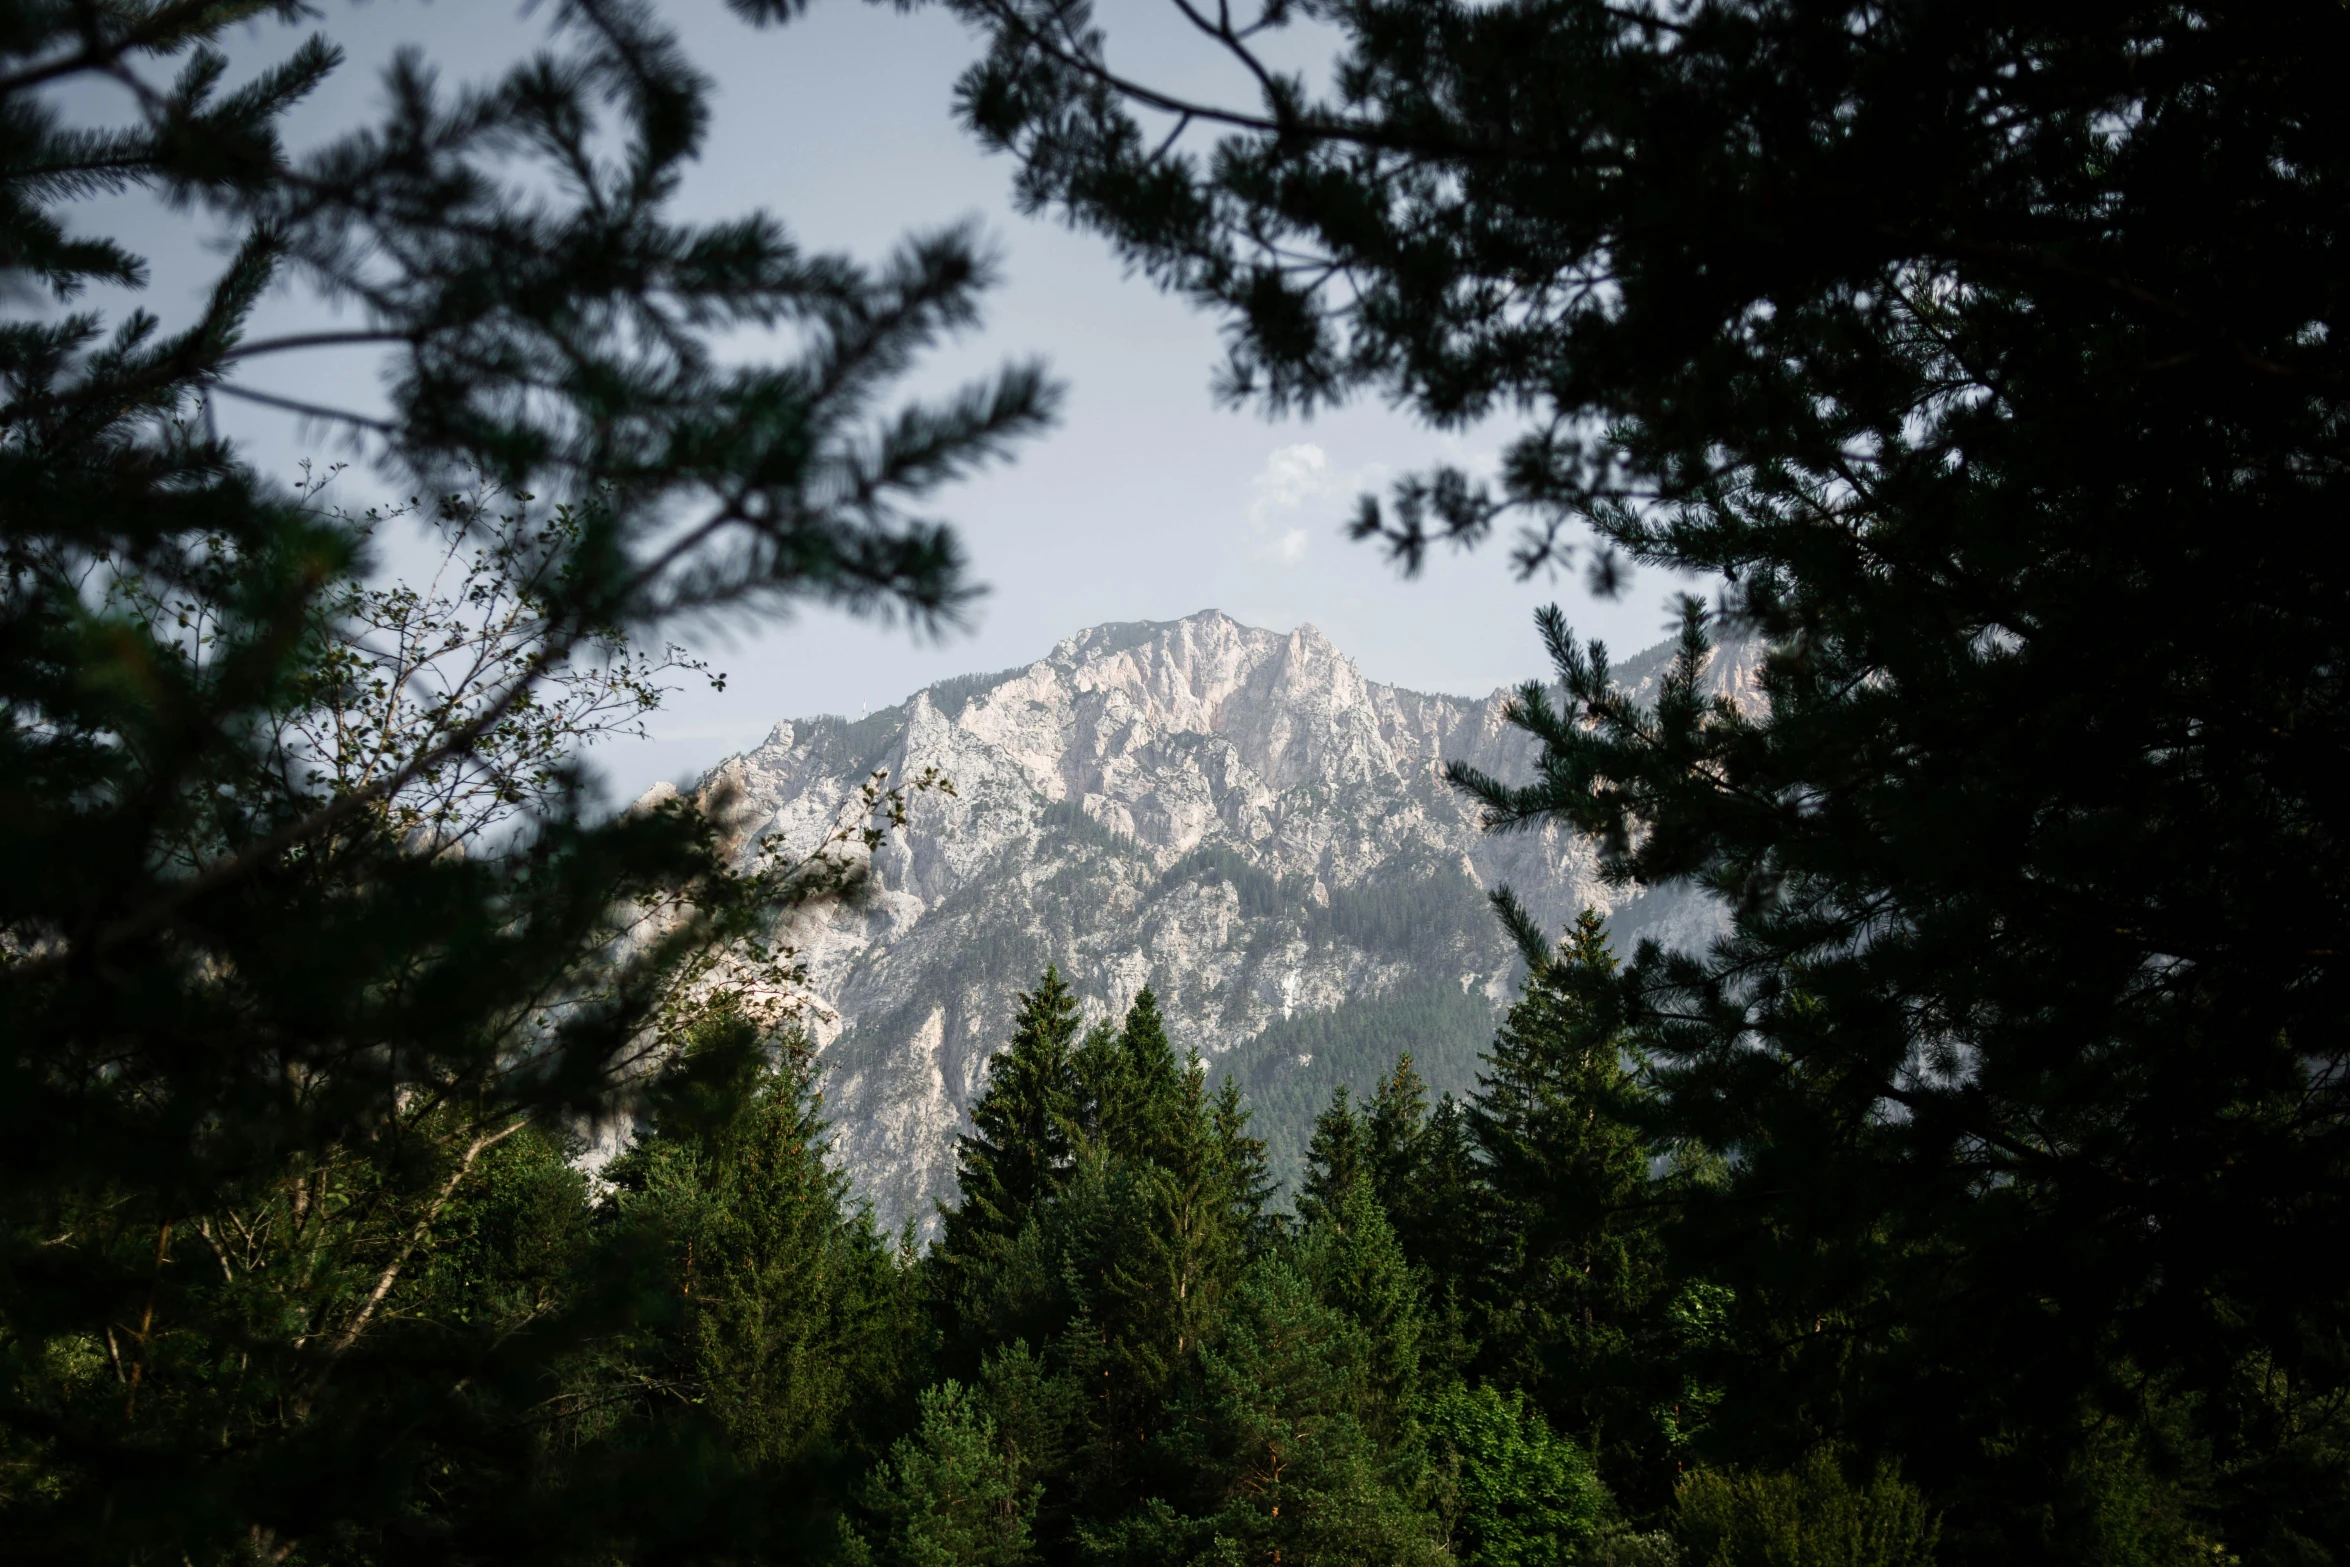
[665,609,1752,1229]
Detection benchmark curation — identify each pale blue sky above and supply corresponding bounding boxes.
[87,1,1698,800]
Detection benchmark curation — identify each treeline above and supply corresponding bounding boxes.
[861,920,2313,1567]
[872,915,2320,1567]
[30,921,1939,1567]
[2,910,2264,1564]
[916,968,1595,1567]
[1219,977,1500,1191]
[892,931,1936,1567]
[0,942,1660,1562]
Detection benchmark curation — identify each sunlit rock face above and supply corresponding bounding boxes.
[678,610,1753,1230]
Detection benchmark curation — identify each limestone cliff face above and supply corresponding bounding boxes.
[680,610,1755,1228]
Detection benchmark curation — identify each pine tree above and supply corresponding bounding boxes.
[1073,985,1187,1166]
[1070,1020,1126,1153]
[1096,1057,1255,1382]
[1366,1053,1432,1208]
[941,967,1085,1260]
[843,1381,1039,1567]
[1211,1075,1277,1248]
[1298,1176,1428,1445]
[591,1009,920,1554]
[1403,1095,1488,1300]
[912,1,2350,1555]
[1299,1084,1367,1228]
[1470,912,1670,1488]
[1088,993,1263,1386]
[0,3,1050,1554]
[1110,987,1188,1165]
[975,1340,1077,1543]
[1089,1249,1447,1567]
[1306,1054,1486,1322]
[1057,1049,1261,1522]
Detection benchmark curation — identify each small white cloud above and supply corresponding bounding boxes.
[1250,443,1333,525]
[1246,442,1381,566]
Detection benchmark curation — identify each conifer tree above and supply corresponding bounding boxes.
[1360,1052,1480,1280]
[843,1380,1040,1567]
[904,0,2350,1553]
[1211,1075,1277,1247]
[942,967,1085,1259]
[1402,1094,1488,1303]
[1093,1055,1256,1382]
[1110,986,1187,1163]
[1306,1054,1485,1308]
[1298,1177,1428,1444]
[1470,912,1670,1489]
[1059,1049,1260,1521]
[590,1008,919,1556]
[1299,1084,1367,1228]
[1366,1053,1432,1206]
[1073,985,1186,1166]
[974,1340,1076,1535]
[0,4,1050,1554]
[1070,1019,1125,1152]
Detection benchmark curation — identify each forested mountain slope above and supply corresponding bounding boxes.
[662,611,1751,1226]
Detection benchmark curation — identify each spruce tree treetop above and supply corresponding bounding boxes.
[1119,985,1171,1060]
[1299,1083,1366,1229]
[943,966,1085,1254]
[1073,983,1188,1165]
[1365,1053,1430,1207]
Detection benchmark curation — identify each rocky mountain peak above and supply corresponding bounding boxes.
[681,611,1735,1229]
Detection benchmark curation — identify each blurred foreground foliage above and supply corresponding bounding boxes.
[0,0,1043,1557]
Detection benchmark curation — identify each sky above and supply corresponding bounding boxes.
[80,0,1700,802]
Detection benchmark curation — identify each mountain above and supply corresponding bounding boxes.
[657,610,1754,1230]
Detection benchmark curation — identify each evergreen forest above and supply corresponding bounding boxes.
[4,1,2345,1564]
